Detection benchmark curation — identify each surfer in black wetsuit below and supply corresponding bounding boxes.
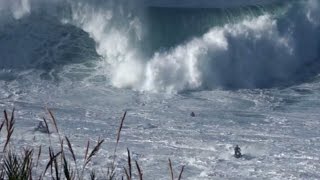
[35,121,49,133]
[234,145,242,158]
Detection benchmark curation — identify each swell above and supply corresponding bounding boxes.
[0,14,98,71]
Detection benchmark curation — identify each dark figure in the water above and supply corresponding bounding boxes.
[35,121,49,133]
[234,145,242,158]
[190,112,195,117]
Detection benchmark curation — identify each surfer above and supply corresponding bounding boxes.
[190,112,195,117]
[35,121,49,133]
[234,145,242,158]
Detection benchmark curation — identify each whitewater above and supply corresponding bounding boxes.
[0,0,320,179]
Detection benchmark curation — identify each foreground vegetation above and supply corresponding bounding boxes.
[0,108,185,179]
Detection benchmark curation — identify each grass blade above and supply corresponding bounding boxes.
[36,145,42,168]
[42,117,50,134]
[3,109,15,152]
[127,148,132,179]
[123,167,130,180]
[47,108,58,133]
[116,111,127,144]
[168,159,174,180]
[111,111,127,172]
[0,119,5,133]
[135,160,143,180]
[65,136,76,163]
[84,140,90,161]
[178,166,185,180]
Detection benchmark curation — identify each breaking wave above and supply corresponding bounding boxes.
[0,0,319,93]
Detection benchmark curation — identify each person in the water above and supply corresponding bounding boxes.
[234,145,242,158]
[35,121,49,133]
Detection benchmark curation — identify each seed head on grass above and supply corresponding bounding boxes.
[83,138,104,168]
[111,111,127,172]
[3,109,15,152]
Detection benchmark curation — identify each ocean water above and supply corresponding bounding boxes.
[0,0,320,179]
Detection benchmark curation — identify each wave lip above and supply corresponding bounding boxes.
[145,0,287,8]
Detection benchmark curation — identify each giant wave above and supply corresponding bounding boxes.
[0,0,319,93]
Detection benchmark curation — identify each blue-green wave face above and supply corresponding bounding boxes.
[144,3,288,53]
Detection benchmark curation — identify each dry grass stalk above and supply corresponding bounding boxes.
[113,111,127,157]
[46,109,63,151]
[42,117,52,146]
[65,136,79,178]
[43,147,61,178]
[46,108,58,133]
[0,170,4,179]
[127,148,132,179]
[123,149,132,180]
[42,117,50,134]
[0,119,5,133]
[3,149,34,179]
[63,155,75,180]
[135,160,143,180]
[169,158,174,180]
[36,145,42,168]
[84,138,104,168]
[65,136,76,164]
[111,111,127,174]
[178,166,185,180]
[123,167,130,180]
[116,111,127,145]
[90,170,96,180]
[84,140,90,162]
[47,108,64,175]
[3,109,15,152]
